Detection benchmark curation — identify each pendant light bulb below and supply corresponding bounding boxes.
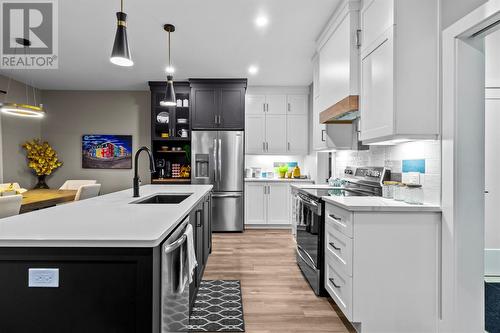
[160,24,176,107]
[110,0,133,67]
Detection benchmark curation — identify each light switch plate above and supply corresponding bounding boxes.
[28,268,59,288]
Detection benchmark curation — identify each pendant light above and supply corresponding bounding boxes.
[110,0,133,67]
[159,24,176,107]
[0,38,45,118]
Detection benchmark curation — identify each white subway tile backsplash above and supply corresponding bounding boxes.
[334,140,441,205]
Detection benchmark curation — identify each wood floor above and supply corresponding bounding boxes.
[203,229,354,333]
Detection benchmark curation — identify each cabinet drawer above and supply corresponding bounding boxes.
[325,203,353,238]
[325,255,353,321]
[325,221,353,276]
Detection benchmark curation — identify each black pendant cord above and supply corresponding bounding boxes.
[120,0,123,13]
[168,30,171,69]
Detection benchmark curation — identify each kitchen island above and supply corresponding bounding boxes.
[0,184,213,333]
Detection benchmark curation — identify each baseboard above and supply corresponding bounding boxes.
[245,224,291,229]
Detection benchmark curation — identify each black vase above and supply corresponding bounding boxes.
[34,175,49,189]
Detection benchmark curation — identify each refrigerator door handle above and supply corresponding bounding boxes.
[218,138,222,183]
[213,138,218,186]
[212,193,243,198]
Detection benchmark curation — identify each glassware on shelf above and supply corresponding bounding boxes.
[405,184,424,205]
[394,184,407,201]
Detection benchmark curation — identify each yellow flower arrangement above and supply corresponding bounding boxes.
[22,139,63,176]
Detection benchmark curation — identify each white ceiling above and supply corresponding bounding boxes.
[0,0,341,90]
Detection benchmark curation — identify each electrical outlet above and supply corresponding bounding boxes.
[28,268,59,288]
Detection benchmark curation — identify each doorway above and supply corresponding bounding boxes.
[442,2,500,332]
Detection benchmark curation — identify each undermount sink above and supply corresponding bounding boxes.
[132,194,192,204]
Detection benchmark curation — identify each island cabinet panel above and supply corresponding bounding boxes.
[0,247,158,333]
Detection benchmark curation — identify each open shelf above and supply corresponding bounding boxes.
[151,178,191,184]
[152,137,190,142]
[156,150,187,154]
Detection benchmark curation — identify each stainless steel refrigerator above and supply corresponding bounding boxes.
[191,131,244,232]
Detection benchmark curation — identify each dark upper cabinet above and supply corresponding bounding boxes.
[190,79,247,130]
[191,86,218,129]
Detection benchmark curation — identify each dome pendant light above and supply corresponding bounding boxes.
[0,38,45,118]
[160,24,176,107]
[110,0,133,67]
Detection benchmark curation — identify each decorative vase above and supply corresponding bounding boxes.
[34,175,49,189]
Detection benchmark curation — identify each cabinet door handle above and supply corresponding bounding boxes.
[287,142,290,151]
[218,115,221,124]
[263,103,266,113]
[266,103,269,112]
[214,115,218,124]
[329,242,341,251]
[196,209,202,227]
[321,129,326,142]
[329,214,342,221]
[287,103,291,112]
[329,278,341,289]
[263,142,266,152]
[356,29,362,48]
[266,142,269,151]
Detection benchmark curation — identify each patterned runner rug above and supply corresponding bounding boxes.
[189,280,245,332]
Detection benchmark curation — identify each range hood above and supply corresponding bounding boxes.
[319,95,367,150]
[319,95,359,123]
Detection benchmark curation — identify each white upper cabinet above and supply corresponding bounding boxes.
[266,95,287,115]
[245,115,266,154]
[313,0,361,151]
[245,87,309,155]
[360,32,394,140]
[287,95,308,115]
[360,0,393,53]
[312,56,328,151]
[318,2,360,113]
[359,0,439,144]
[287,115,308,154]
[246,95,266,115]
[265,115,288,154]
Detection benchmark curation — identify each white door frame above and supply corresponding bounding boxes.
[442,1,500,331]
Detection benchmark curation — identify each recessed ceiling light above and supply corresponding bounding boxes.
[248,65,259,75]
[255,15,269,28]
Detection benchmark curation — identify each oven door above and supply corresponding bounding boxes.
[296,194,322,295]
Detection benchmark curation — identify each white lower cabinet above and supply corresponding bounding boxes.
[267,183,289,224]
[324,201,441,332]
[245,181,313,227]
[245,183,267,225]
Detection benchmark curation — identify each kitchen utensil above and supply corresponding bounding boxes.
[292,165,301,178]
[157,112,169,124]
[178,129,189,138]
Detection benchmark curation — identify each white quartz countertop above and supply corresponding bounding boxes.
[0,185,213,248]
[245,178,314,183]
[290,183,331,189]
[322,196,442,212]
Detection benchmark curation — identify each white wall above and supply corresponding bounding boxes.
[485,29,500,252]
[0,75,43,188]
[41,90,151,194]
[334,141,441,205]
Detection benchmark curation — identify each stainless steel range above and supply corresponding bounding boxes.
[296,166,389,295]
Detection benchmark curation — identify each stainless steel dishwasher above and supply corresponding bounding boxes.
[161,217,190,333]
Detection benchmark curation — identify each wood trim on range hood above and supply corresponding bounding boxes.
[319,95,359,124]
